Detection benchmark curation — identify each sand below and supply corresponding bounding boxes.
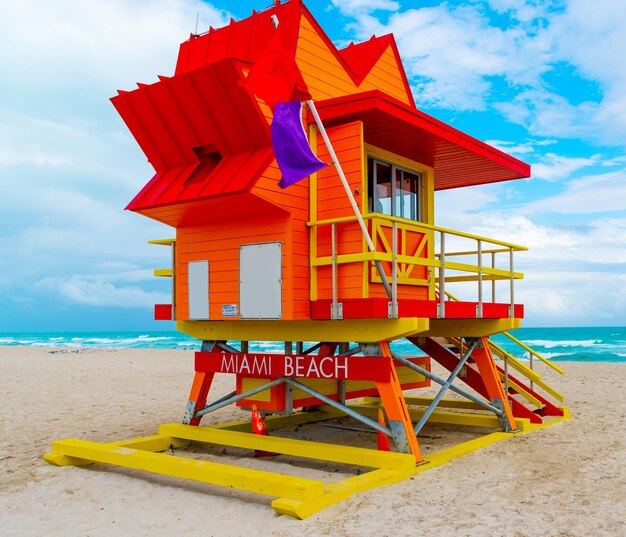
[1,345,624,537]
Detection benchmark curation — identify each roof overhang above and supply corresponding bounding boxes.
[309,91,530,190]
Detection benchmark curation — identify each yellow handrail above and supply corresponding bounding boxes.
[308,213,527,251]
[503,332,565,375]
[441,286,566,402]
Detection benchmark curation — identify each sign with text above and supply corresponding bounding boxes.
[195,352,392,381]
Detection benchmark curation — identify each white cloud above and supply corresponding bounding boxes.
[494,89,601,139]
[486,0,558,22]
[435,177,626,326]
[527,170,626,214]
[38,273,170,308]
[330,0,399,15]
[0,0,228,317]
[484,139,538,156]
[341,2,558,111]
[521,271,626,326]
[337,0,626,146]
[531,153,600,181]
[503,0,626,144]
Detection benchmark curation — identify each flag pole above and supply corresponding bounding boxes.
[307,99,392,299]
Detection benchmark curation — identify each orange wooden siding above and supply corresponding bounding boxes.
[252,161,311,320]
[296,16,411,105]
[176,210,292,321]
[313,121,366,301]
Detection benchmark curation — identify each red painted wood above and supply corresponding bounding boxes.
[154,304,172,321]
[195,352,393,381]
[495,365,564,417]
[311,298,523,320]
[309,91,531,190]
[408,337,542,424]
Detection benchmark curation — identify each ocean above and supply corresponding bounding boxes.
[0,326,625,363]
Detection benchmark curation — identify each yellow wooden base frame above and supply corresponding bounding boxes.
[44,406,570,519]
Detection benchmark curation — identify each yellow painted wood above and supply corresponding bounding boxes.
[44,407,570,519]
[309,213,527,251]
[499,374,543,409]
[44,435,186,465]
[109,434,188,452]
[503,332,566,375]
[365,395,486,411]
[359,123,369,299]
[153,268,173,277]
[270,410,570,518]
[309,123,318,302]
[366,144,434,179]
[43,452,94,467]
[49,439,325,502]
[215,409,343,432]
[271,468,406,519]
[346,402,506,429]
[148,238,176,246]
[177,318,430,343]
[480,341,563,402]
[159,424,416,470]
[240,378,272,402]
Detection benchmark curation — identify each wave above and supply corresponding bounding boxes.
[523,339,602,349]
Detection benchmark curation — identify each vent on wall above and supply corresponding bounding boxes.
[185,144,223,186]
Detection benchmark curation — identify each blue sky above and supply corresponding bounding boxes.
[1,0,625,331]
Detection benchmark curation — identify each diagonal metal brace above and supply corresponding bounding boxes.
[412,339,480,436]
[392,353,505,417]
[283,378,391,437]
[195,378,286,418]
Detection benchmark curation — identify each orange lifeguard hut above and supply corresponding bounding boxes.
[45,0,568,518]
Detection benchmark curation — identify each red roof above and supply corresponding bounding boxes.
[112,58,273,212]
[115,0,528,224]
[175,1,302,75]
[174,0,414,107]
[310,91,530,190]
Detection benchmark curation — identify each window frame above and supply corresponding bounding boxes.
[369,156,423,222]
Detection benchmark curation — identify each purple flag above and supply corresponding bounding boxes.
[271,101,328,188]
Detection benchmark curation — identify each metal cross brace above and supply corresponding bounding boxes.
[392,352,505,417]
[412,338,480,435]
[195,377,286,418]
[283,378,392,437]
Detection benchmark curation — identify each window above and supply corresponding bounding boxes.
[368,157,422,221]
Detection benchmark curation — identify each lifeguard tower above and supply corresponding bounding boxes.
[45,0,568,518]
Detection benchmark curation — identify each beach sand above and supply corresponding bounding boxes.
[1,345,624,536]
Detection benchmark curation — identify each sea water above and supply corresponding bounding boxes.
[0,327,625,363]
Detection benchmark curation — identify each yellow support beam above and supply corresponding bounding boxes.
[148,238,176,246]
[153,268,172,277]
[364,395,486,411]
[272,468,408,519]
[489,341,564,402]
[47,439,325,502]
[215,409,343,432]
[271,410,569,519]
[44,408,570,519]
[503,332,566,375]
[177,318,430,343]
[159,424,416,470]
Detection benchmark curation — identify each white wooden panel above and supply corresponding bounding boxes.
[240,242,282,319]
[188,260,209,320]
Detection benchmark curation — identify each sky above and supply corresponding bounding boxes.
[0,0,625,331]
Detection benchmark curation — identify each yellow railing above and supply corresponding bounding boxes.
[308,213,527,318]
